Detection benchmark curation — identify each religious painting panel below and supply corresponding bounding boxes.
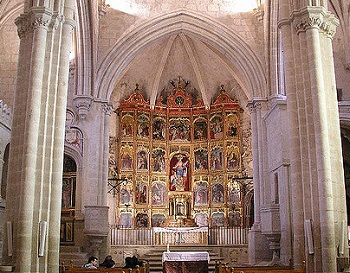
[211,212,225,227]
[151,181,167,206]
[228,180,241,204]
[137,112,150,139]
[211,182,225,205]
[226,112,239,138]
[194,213,209,227]
[226,143,240,171]
[119,212,132,228]
[151,213,166,227]
[136,146,149,171]
[62,176,76,209]
[119,183,133,205]
[228,210,242,227]
[152,116,166,140]
[209,113,223,139]
[169,153,190,191]
[210,145,223,171]
[194,148,208,172]
[169,117,191,141]
[135,212,149,228]
[121,112,134,138]
[152,148,166,173]
[193,181,208,206]
[135,176,148,205]
[193,116,208,141]
[120,143,134,170]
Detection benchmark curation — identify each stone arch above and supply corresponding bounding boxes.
[95,10,267,102]
[0,3,23,26]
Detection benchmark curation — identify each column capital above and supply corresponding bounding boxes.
[102,102,114,116]
[15,7,54,38]
[73,96,94,120]
[50,12,65,30]
[292,7,339,38]
[247,98,266,113]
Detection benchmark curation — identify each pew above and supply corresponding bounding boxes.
[215,261,306,273]
[62,260,149,273]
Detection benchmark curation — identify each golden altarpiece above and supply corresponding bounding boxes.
[109,78,249,232]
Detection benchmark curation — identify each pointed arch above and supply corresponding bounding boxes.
[95,10,267,102]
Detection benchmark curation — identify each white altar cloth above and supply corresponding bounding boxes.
[162,251,210,263]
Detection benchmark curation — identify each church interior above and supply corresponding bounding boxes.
[1,0,350,272]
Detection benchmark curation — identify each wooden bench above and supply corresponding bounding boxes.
[62,261,149,273]
[215,261,306,273]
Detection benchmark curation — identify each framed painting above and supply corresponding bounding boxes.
[194,181,208,206]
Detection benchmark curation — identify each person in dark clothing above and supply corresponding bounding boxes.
[124,256,143,268]
[132,255,143,267]
[100,255,115,268]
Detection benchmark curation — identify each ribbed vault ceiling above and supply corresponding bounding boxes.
[111,32,245,108]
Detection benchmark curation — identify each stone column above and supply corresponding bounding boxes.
[280,4,345,272]
[2,1,76,272]
[278,13,306,270]
[248,101,271,264]
[47,1,76,271]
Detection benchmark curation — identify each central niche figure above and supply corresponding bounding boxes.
[170,154,189,191]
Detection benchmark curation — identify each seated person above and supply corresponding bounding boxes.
[82,256,98,269]
[100,255,116,268]
[124,256,143,268]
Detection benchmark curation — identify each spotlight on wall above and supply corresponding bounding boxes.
[305,219,314,254]
[38,221,47,257]
[6,221,12,257]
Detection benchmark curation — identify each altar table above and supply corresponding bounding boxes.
[162,252,209,273]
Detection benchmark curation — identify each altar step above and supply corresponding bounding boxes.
[144,245,224,273]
